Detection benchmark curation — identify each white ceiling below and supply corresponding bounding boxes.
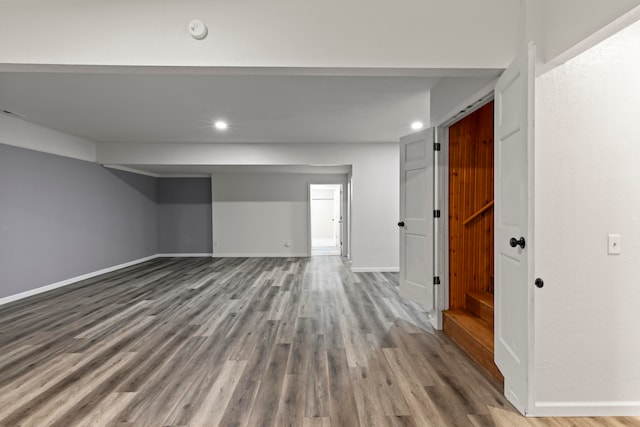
[0,69,497,175]
[0,71,449,144]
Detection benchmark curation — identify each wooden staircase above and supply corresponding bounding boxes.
[443,291,503,383]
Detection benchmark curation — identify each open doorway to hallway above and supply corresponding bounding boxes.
[309,184,343,256]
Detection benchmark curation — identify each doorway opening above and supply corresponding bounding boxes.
[309,184,343,256]
[442,101,503,383]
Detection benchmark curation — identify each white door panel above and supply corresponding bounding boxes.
[494,43,535,415]
[399,129,434,310]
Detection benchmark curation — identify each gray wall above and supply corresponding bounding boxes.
[211,173,347,256]
[157,178,212,254]
[0,143,158,299]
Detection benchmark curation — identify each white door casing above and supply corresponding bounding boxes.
[494,43,535,415]
[309,183,343,254]
[333,186,343,254]
[399,128,434,311]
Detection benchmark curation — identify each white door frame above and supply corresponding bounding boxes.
[307,180,348,256]
[346,175,352,260]
[430,82,497,330]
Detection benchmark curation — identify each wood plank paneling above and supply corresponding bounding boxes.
[449,101,495,310]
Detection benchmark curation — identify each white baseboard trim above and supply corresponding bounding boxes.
[212,253,310,258]
[157,253,213,258]
[533,401,640,417]
[351,267,400,273]
[0,254,159,307]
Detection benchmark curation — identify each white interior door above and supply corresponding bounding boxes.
[494,43,535,415]
[399,128,434,310]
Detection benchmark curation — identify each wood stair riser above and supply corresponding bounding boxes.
[443,310,503,383]
[465,292,494,328]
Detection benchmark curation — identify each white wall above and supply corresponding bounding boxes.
[534,20,640,416]
[0,0,518,69]
[97,142,399,271]
[430,77,497,125]
[212,173,346,256]
[542,0,640,64]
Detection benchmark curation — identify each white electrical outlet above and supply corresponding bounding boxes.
[608,234,621,255]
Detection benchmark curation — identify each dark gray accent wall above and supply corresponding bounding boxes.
[0,144,158,299]
[157,178,212,254]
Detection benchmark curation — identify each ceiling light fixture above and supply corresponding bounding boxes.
[214,120,228,131]
[411,121,424,130]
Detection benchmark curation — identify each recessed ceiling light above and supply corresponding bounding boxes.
[411,121,424,130]
[214,120,228,131]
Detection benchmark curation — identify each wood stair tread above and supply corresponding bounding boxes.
[443,309,493,351]
[443,308,503,383]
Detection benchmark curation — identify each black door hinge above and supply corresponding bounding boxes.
[433,210,441,218]
[434,276,441,285]
[434,142,441,151]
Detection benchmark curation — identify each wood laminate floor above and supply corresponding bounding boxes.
[0,256,638,427]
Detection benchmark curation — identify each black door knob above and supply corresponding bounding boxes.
[510,236,526,249]
[397,221,405,227]
[535,278,544,288]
